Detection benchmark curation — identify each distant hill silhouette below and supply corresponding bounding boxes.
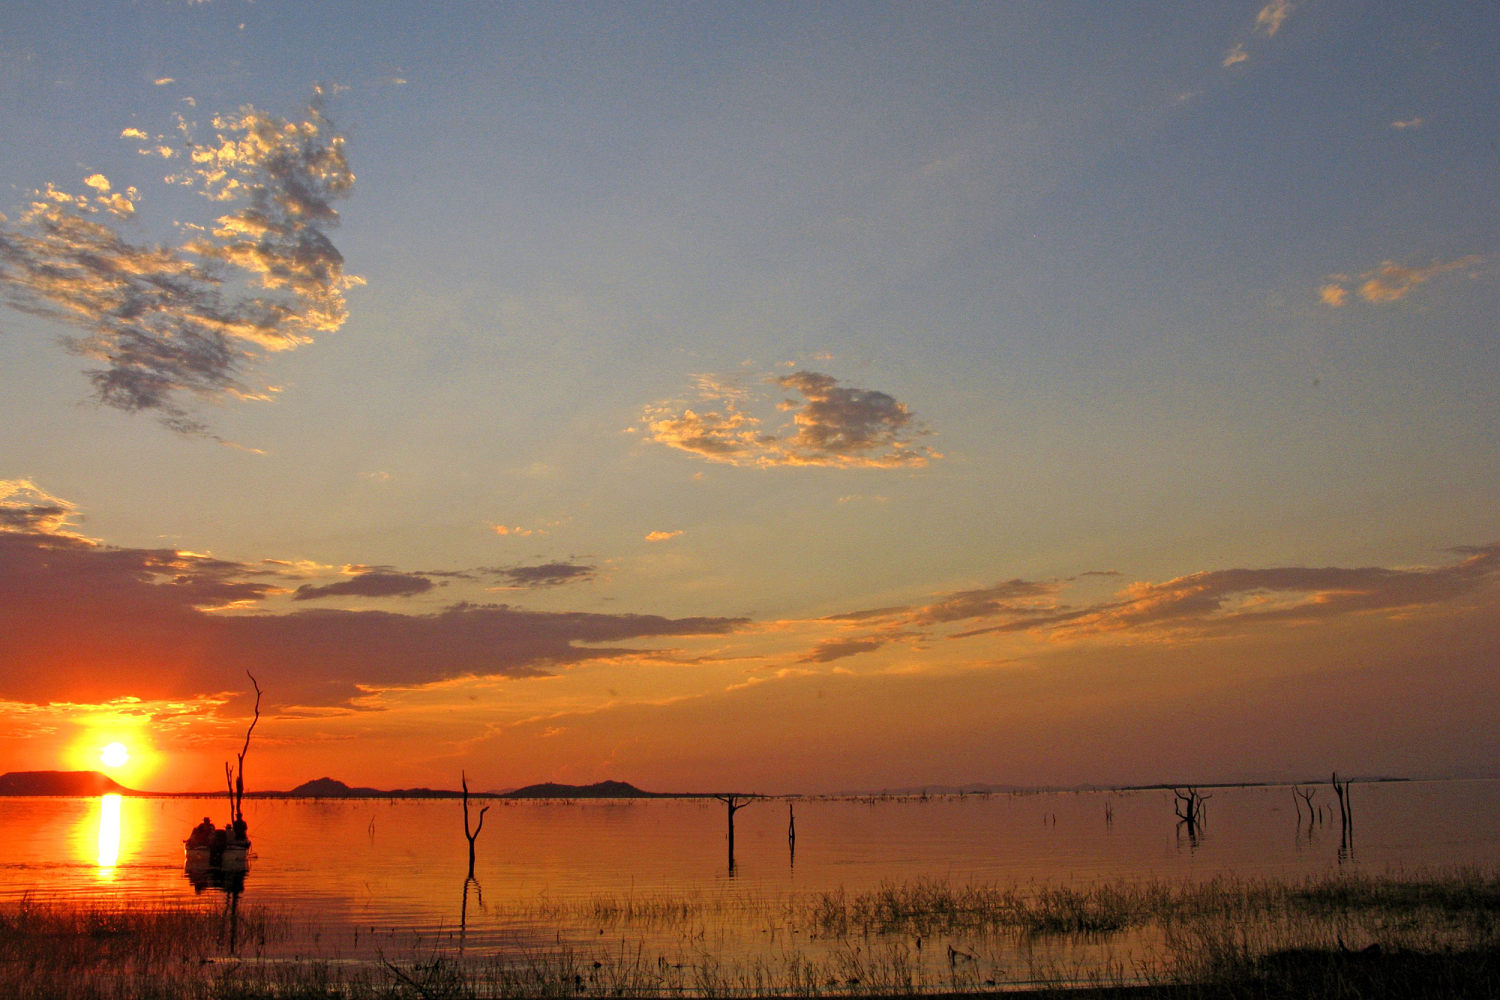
[504,780,663,798]
[278,777,453,798]
[0,770,133,796]
[266,777,668,798]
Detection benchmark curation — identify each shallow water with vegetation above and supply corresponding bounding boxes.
[1,780,1497,996]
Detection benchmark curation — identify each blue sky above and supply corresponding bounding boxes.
[1,2,1497,793]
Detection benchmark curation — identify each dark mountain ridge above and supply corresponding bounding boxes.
[0,770,133,796]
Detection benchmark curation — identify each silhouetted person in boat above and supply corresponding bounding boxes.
[187,816,215,848]
[231,817,249,846]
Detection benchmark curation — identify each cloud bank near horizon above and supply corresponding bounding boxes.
[0,93,359,435]
[0,480,742,710]
[4,478,1494,730]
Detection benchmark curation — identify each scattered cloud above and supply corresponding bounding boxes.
[1320,256,1485,307]
[640,370,939,469]
[1222,1,1293,69]
[1391,117,1424,130]
[646,530,683,542]
[0,91,360,435]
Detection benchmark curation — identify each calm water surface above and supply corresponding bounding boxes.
[2,781,1497,985]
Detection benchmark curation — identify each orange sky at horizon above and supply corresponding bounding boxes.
[6,515,1498,795]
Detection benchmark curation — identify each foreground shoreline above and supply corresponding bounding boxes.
[3,869,1496,999]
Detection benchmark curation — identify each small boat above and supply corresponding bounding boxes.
[184,816,251,870]
[183,840,251,870]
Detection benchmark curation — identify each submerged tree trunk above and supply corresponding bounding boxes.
[1172,787,1209,840]
[714,794,756,875]
[1332,772,1354,855]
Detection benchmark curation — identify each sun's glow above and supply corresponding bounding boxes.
[100,742,130,769]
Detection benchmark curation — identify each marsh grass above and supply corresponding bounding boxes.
[3,870,1496,998]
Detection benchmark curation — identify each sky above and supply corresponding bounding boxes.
[1,1,1497,795]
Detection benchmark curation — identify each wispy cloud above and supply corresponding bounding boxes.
[293,568,436,601]
[798,637,885,664]
[0,479,82,536]
[1068,550,1500,637]
[1222,1,1293,68]
[0,91,360,435]
[1255,0,1293,38]
[796,547,1500,662]
[492,561,597,588]
[646,530,682,542]
[1320,256,1485,306]
[640,370,940,469]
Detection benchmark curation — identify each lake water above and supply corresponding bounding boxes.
[2,781,1497,989]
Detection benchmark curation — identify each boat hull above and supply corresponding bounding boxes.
[184,843,250,870]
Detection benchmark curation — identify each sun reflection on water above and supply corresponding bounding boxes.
[96,794,122,873]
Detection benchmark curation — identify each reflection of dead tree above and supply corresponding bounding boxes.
[462,772,490,880]
[1173,787,1210,839]
[714,793,758,874]
[224,672,261,827]
[459,876,482,952]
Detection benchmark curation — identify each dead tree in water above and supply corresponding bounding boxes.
[714,793,757,873]
[1331,772,1354,848]
[1173,787,1210,839]
[224,673,261,827]
[1292,786,1319,831]
[462,772,490,880]
[788,802,797,866]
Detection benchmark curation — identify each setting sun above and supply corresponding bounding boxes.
[99,742,129,769]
